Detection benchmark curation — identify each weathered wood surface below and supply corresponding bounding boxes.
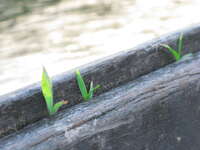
[0,51,200,150]
[0,25,200,138]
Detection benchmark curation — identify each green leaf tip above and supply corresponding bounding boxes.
[178,33,183,55]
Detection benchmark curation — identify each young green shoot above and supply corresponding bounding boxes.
[76,69,100,101]
[161,34,184,61]
[41,67,68,115]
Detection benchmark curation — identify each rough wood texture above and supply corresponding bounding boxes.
[0,50,200,150]
[1,25,200,138]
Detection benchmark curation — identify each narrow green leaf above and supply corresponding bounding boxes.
[88,81,94,100]
[161,44,181,61]
[53,100,68,114]
[88,83,100,100]
[93,84,100,92]
[76,70,88,100]
[178,33,183,56]
[41,67,54,114]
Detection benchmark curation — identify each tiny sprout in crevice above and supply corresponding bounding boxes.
[161,33,192,61]
[76,69,100,101]
[41,67,68,115]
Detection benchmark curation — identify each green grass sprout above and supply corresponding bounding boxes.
[161,33,184,61]
[41,67,68,115]
[76,69,100,101]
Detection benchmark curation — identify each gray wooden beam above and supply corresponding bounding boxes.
[1,24,200,138]
[0,51,200,150]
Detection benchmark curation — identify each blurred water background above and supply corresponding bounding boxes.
[0,0,200,95]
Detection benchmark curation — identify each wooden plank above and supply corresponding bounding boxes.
[0,51,200,150]
[1,24,200,138]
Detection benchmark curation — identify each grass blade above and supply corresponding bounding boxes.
[53,100,68,114]
[93,84,100,92]
[178,33,183,56]
[76,70,88,100]
[88,81,94,100]
[41,67,54,114]
[88,83,100,100]
[161,44,181,61]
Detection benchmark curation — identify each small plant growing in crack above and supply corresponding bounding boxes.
[76,69,100,101]
[161,33,192,61]
[41,67,68,115]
